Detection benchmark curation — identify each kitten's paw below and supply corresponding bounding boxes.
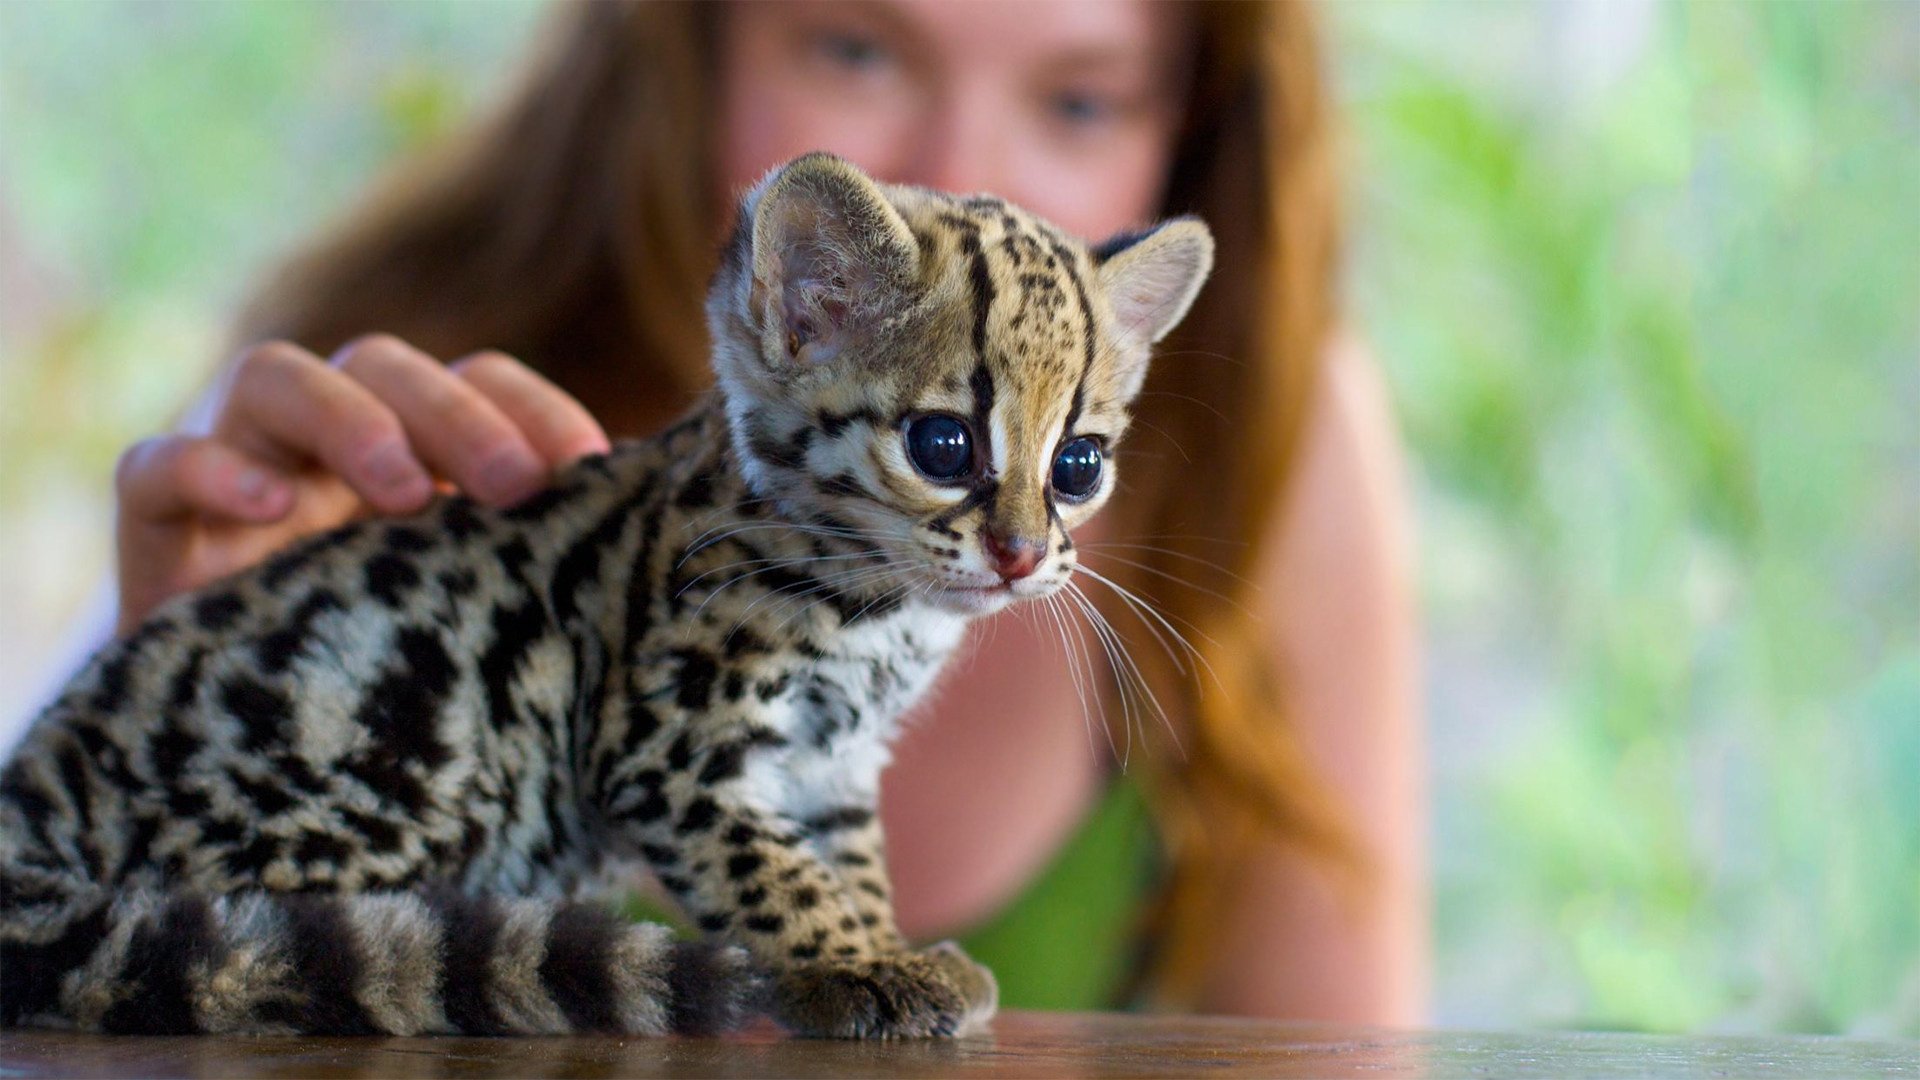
[919,940,998,1034]
[774,954,978,1039]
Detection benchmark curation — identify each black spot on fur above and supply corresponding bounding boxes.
[539,903,624,1033]
[737,885,768,907]
[673,650,718,712]
[384,524,436,553]
[666,732,694,772]
[504,482,583,522]
[90,651,133,714]
[697,741,749,785]
[253,589,345,674]
[192,591,246,632]
[100,895,225,1034]
[220,676,293,752]
[223,835,282,878]
[351,626,456,769]
[722,627,769,658]
[726,852,764,880]
[364,552,421,608]
[0,904,109,1025]
[438,568,480,598]
[230,772,295,817]
[816,406,884,439]
[743,912,784,934]
[294,832,353,865]
[146,718,203,776]
[747,422,811,472]
[338,807,403,852]
[165,647,208,711]
[494,538,534,578]
[550,489,650,622]
[698,913,731,932]
[481,599,550,732]
[442,497,487,539]
[626,790,670,823]
[677,796,720,833]
[819,472,871,501]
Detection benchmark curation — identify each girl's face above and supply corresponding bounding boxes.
[716,0,1192,242]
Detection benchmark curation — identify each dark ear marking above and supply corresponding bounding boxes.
[1091,222,1168,264]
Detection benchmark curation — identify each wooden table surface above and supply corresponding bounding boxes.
[2,1012,1914,1078]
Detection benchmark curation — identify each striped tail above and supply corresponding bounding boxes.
[1,888,756,1035]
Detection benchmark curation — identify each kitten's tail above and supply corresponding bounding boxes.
[0,886,756,1035]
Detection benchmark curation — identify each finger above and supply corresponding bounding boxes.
[331,335,549,506]
[451,350,613,466]
[218,340,434,514]
[115,434,296,525]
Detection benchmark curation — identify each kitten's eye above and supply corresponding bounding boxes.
[1052,437,1103,500]
[905,415,974,482]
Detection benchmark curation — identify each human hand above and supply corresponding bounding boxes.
[113,335,610,634]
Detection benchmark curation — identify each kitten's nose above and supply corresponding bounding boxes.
[983,531,1044,582]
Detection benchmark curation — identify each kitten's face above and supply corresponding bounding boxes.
[708,153,1212,616]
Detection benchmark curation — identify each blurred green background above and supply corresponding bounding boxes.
[1,0,1914,1036]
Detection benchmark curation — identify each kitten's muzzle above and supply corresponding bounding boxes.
[982,530,1044,582]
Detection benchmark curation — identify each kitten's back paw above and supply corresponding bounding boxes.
[774,955,978,1039]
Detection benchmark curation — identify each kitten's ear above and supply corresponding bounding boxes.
[1093,218,1215,346]
[745,152,919,366]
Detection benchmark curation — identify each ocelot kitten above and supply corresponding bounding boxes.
[0,153,1213,1039]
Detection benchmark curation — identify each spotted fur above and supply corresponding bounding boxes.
[0,153,1212,1038]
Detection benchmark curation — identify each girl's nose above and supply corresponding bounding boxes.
[896,89,1007,196]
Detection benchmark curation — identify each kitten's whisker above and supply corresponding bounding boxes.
[1067,581,1185,762]
[1076,542,1258,587]
[750,562,915,636]
[1076,551,1249,611]
[1062,583,1148,770]
[701,555,910,627]
[1041,593,1106,766]
[1075,565,1225,680]
[675,518,892,569]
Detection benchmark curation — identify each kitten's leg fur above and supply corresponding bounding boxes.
[806,814,998,1036]
[647,800,993,1038]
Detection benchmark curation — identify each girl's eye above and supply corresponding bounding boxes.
[905,415,975,482]
[1052,437,1103,499]
[816,31,890,72]
[1051,91,1115,127]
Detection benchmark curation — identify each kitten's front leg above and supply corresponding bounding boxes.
[802,808,997,1031]
[651,800,993,1038]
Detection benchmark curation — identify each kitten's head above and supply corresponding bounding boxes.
[708,153,1212,616]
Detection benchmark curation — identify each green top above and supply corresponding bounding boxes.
[954,777,1160,1009]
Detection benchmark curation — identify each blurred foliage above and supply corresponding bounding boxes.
[1332,0,1919,1035]
[1,0,1914,1036]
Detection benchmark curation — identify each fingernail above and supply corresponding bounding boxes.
[364,442,422,492]
[479,450,545,503]
[237,468,271,502]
